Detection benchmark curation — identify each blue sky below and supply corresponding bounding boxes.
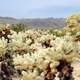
[0,0,80,18]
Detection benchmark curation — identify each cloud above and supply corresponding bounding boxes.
[2,0,80,10]
[0,0,80,18]
[26,0,80,10]
[25,5,80,18]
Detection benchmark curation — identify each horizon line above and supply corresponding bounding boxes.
[0,16,66,19]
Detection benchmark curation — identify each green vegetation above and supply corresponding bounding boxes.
[11,23,28,32]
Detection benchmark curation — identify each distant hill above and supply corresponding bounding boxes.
[0,17,65,28]
[0,17,19,24]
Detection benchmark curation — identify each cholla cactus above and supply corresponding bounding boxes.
[66,14,80,32]
[0,37,7,57]
[0,16,80,80]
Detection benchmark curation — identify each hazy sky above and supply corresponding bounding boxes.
[0,0,80,18]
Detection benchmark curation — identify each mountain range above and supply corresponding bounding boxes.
[0,17,65,28]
